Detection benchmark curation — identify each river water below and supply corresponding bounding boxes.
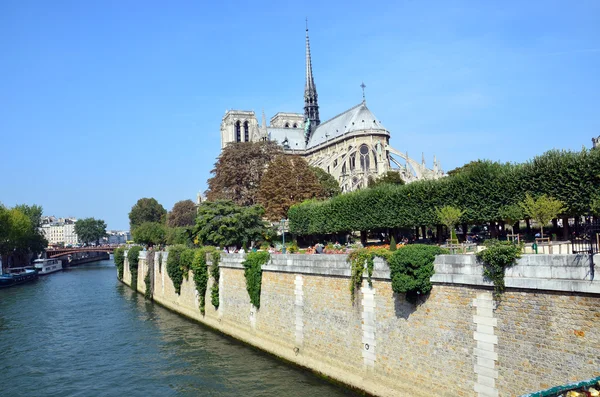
[0,259,356,397]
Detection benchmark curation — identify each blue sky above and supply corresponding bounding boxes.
[1,1,599,230]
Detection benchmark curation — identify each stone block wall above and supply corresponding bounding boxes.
[121,252,600,397]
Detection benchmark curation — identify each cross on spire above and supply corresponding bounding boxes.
[360,82,366,101]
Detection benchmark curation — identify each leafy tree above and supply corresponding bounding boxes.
[498,204,523,233]
[367,171,405,188]
[310,166,341,198]
[519,193,565,238]
[590,192,600,217]
[194,200,271,248]
[74,218,107,245]
[0,205,47,268]
[166,226,193,246]
[258,155,324,221]
[206,141,283,206]
[167,200,197,228]
[436,205,464,240]
[129,198,167,231]
[132,222,166,246]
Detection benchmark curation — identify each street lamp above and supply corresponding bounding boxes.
[281,218,287,254]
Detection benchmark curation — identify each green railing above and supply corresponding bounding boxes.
[520,376,600,397]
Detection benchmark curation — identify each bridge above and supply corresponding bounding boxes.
[46,247,116,259]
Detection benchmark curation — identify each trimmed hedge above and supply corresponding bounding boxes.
[288,149,600,235]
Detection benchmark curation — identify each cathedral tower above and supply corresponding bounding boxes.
[304,22,320,142]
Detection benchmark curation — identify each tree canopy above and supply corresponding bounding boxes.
[258,155,324,221]
[129,198,167,230]
[132,222,167,246]
[74,218,107,244]
[205,141,283,206]
[310,166,341,198]
[193,200,272,248]
[167,200,197,228]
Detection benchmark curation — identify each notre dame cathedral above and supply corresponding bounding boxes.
[220,25,445,193]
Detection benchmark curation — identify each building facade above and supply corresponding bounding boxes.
[40,217,79,245]
[220,26,444,192]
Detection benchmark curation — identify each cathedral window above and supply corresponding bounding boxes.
[350,153,356,171]
[235,121,241,142]
[243,121,249,142]
[342,163,347,175]
[293,123,297,128]
[360,144,370,171]
[285,123,290,128]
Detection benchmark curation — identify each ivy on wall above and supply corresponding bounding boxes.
[127,246,142,291]
[210,251,221,309]
[242,251,270,309]
[476,240,522,299]
[144,248,154,301]
[114,247,125,280]
[166,245,186,294]
[190,247,213,314]
[347,248,391,302]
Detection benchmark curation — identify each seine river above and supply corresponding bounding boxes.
[0,259,356,397]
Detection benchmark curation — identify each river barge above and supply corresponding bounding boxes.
[0,268,39,288]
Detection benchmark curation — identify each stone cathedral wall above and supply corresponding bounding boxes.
[123,252,600,397]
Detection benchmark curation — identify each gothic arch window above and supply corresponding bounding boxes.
[342,163,347,175]
[235,121,241,142]
[243,121,249,142]
[359,144,370,171]
[292,123,297,128]
[285,122,290,128]
[350,153,356,171]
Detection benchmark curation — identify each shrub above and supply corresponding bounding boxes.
[190,248,212,314]
[389,236,397,251]
[210,251,221,309]
[388,244,444,303]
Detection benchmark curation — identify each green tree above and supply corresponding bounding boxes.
[167,200,197,228]
[258,155,324,221]
[166,226,193,246]
[0,205,47,268]
[498,204,523,233]
[206,141,283,206]
[519,193,565,238]
[129,198,167,231]
[194,200,270,248]
[436,205,464,240]
[132,222,167,246]
[310,166,341,198]
[367,171,405,188]
[74,218,107,245]
[590,192,600,216]
[446,160,485,177]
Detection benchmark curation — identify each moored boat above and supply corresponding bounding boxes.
[0,268,39,288]
[33,258,63,275]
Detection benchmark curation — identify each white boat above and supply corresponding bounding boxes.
[33,258,63,275]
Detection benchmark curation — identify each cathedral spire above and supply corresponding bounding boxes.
[304,19,320,143]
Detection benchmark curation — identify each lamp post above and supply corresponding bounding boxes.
[281,218,286,254]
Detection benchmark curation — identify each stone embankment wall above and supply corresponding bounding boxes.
[122,253,600,397]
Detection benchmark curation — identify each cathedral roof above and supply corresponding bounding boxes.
[306,101,387,149]
[268,127,305,151]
